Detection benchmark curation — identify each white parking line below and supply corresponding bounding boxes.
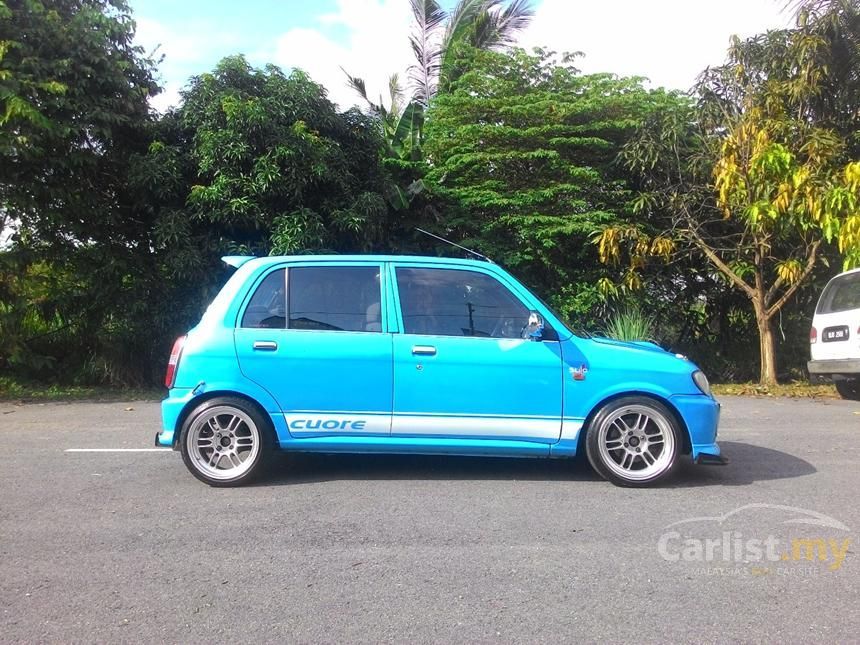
[64,448,171,453]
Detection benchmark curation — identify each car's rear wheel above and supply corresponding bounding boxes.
[585,396,682,487]
[835,379,860,401]
[179,397,273,486]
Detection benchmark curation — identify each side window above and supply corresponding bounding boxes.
[396,267,529,338]
[289,266,382,333]
[241,269,286,329]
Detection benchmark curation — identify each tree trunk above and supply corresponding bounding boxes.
[756,312,777,386]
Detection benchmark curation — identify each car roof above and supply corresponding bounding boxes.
[838,267,860,276]
[829,266,860,281]
[240,254,495,270]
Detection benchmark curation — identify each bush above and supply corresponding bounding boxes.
[603,307,657,342]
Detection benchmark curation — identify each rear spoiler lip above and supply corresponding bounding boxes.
[221,255,256,269]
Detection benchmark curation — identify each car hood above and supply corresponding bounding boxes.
[581,336,696,373]
[589,336,671,355]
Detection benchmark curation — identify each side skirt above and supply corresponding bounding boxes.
[277,435,552,458]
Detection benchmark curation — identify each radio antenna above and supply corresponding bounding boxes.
[415,228,493,263]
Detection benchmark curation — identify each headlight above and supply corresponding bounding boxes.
[692,370,711,397]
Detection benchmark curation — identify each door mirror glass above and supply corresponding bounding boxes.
[522,311,544,341]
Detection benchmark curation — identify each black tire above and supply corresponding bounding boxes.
[585,396,683,487]
[835,379,860,401]
[179,396,274,487]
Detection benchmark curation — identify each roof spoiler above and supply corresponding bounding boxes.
[221,255,256,269]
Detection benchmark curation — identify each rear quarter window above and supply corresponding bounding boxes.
[817,272,860,314]
[241,269,286,328]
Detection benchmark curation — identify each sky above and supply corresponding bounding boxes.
[130,0,795,113]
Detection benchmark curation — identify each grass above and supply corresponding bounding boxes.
[712,381,839,399]
[0,378,163,402]
[603,306,657,342]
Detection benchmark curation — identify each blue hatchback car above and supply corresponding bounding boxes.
[158,255,723,487]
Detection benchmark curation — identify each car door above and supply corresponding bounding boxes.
[235,263,392,437]
[390,264,563,442]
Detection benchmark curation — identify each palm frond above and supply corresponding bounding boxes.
[341,67,387,118]
[408,0,446,104]
[443,0,489,51]
[488,0,534,47]
[388,73,405,120]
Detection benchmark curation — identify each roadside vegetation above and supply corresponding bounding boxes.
[0,0,858,391]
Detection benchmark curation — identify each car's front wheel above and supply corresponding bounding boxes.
[179,397,273,486]
[835,379,860,401]
[585,396,682,487]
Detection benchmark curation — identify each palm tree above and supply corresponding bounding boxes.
[409,0,534,104]
[345,0,534,111]
[341,0,534,209]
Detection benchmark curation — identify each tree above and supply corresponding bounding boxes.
[423,47,683,321]
[0,0,158,246]
[408,0,534,104]
[0,0,165,384]
[342,0,536,217]
[598,1,860,384]
[177,56,393,256]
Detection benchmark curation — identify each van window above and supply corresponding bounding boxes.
[241,269,286,328]
[289,266,382,332]
[817,272,860,314]
[396,267,529,338]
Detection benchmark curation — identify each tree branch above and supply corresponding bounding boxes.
[686,225,757,299]
[765,239,821,319]
[764,274,785,306]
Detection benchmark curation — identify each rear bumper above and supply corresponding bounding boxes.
[157,388,194,448]
[808,358,860,378]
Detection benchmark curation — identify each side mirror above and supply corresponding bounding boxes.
[522,311,544,341]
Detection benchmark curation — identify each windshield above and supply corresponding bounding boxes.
[817,272,860,314]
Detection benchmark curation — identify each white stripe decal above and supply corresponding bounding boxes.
[392,415,565,440]
[288,410,582,421]
[284,412,584,441]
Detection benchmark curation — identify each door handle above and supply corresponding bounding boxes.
[253,341,278,351]
[412,345,436,356]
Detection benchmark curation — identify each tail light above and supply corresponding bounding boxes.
[164,335,187,388]
[810,327,817,344]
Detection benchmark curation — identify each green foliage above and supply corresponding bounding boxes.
[598,0,860,383]
[424,46,683,320]
[181,56,393,255]
[602,307,657,342]
[0,0,168,385]
[1,0,855,390]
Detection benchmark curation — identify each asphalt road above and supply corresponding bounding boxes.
[1,395,859,643]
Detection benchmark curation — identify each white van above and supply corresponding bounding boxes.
[809,268,860,400]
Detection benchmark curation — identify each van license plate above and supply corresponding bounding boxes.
[823,325,849,342]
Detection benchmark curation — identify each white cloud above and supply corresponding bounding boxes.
[135,16,242,112]
[267,0,414,110]
[135,0,796,114]
[521,0,792,91]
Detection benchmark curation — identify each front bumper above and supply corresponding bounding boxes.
[695,452,729,465]
[808,358,860,379]
[670,393,724,464]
